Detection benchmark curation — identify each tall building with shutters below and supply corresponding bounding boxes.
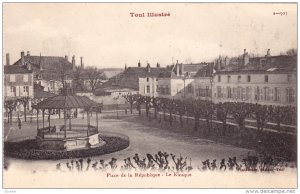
[213,49,296,107]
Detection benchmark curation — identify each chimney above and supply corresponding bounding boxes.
[138,60,141,67]
[27,51,30,56]
[6,53,10,65]
[125,64,127,70]
[72,55,76,70]
[156,62,160,68]
[266,49,271,57]
[21,51,25,66]
[225,56,229,66]
[243,49,249,66]
[180,63,184,76]
[176,60,179,76]
[80,57,84,68]
[65,55,68,61]
[147,63,150,72]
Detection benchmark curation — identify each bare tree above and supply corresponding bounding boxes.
[84,67,105,92]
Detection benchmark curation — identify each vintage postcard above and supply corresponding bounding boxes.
[2,2,297,190]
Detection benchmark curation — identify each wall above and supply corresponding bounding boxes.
[213,72,297,106]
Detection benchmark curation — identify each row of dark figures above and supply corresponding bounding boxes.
[56,152,287,173]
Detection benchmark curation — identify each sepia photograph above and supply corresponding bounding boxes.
[2,2,297,190]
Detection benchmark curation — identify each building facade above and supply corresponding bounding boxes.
[213,50,297,107]
[4,64,34,111]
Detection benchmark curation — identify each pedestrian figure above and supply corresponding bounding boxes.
[18,117,22,130]
[211,159,217,171]
[220,158,226,171]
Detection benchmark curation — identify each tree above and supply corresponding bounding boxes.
[18,97,31,122]
[199,100,214,135]
[84,67,105,92]
[122,93,136,114]
[286,48,297,56]
[166,99,176,126]
[134,94,144,116]
[229,102,253,142]
[72,66,85,92]
[4,100,18,123]
[216,102,230,136]
[186,99,201,131]
[252,104,270,137]
[152,97,160,119]
[174,99,186,127]
[269,106,292,133]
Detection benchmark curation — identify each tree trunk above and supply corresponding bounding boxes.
[222,121,227,136]
[138,105,141,116]
[10,110,13,123]
[179,113,183,127]
[169,111,172,126]
[194,114,199,131]
[24,102,27,122]
[130,103,133,114]
[163,109,166,121]
[154,107,157,119]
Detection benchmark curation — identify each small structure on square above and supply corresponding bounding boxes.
[32,94,104,151]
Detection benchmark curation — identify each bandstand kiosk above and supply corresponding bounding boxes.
[32,95,104,151]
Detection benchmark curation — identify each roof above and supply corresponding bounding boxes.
[194,63,214,77]
[101,69,123,79]
[34,88,56,99]
[217,55,297,74]
[124,67,167,78]
[158,62,213,78]
[13,55,74,80]
[32,95,98,109]
[4,65,32,74]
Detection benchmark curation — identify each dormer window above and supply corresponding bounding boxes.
[264,75,268,83]
[146,77,149,82]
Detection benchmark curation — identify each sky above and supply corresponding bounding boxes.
[3,3,297,69]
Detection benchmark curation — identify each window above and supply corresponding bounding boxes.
[237,75,241,83]
[218,75,221,82]
[146,77,149,82]
[23,86,29,93]
[146,85,150,93]
[286,88,294,103]
[206,86,210,97]
[10,75,16,82]
[274,88,280,102]
[246,87,252,100]
[187,84,193,93]
[227,76,231,83]
[23,74,28,82]
[10,86,16,96]
[264,75,268,83]
[287,74,292,83]
[242,88,246,100]
[227,87,232,98]
[217,86,222,98]
[156,85,159,92]
[237,87,242,99]
[255,87,260,101]
[263,87,270,101]
[247,75,251,82]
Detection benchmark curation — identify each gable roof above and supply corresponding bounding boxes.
[4,65,32,74]
[12,55,74,80]
[217,55,297,74]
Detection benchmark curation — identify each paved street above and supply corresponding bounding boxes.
[4,112,253,174]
